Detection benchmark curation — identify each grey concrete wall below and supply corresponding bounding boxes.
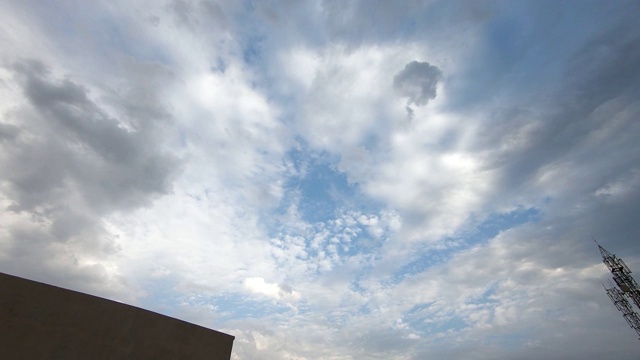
[0,272,234,359]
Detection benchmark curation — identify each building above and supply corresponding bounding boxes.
[0,272,234,359]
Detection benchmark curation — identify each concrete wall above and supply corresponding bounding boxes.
[0,272,234,359]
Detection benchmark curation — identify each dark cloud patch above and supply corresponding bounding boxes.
[567,22,640,114]
[169,0,196,28]
[0,59,180,296]
[476,19,640,200]
[167,0,231,33]
[393,61,442,107]
[0,122,19,141]
[7,60,179,213]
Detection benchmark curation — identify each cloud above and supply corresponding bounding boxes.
[287,44,430,153]
[2,1,640,359]
[244,277,300,301]
[11,60,178,210]
[393,60,443,106]
[0,59,180,298]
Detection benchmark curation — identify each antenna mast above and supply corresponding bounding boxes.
[598,242,640,340]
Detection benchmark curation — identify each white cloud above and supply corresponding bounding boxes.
[244,277,300,301]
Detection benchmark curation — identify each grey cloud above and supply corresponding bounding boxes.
[8,60,179,212]
[393,61,442,106]
[278,283,293,294]
[0,123,19,141]
[167,0,231,33]
[348,8,640,359]
[0,59,180,296]
[321,0,489,49]
[169,0,196,28]
[475,19,640,206]
[394,209,640,359]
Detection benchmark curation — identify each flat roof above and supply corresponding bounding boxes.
[0,272,234,359]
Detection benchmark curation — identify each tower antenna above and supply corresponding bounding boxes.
[598,242,640,340]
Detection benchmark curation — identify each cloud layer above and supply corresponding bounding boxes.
[1,1,640,359]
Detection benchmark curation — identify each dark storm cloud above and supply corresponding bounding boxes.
[0,59,180,294]
[393,61,442,106]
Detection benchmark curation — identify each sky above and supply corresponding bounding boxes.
[1,0,640,358]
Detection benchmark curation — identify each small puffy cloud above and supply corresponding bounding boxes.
[244,277,300,301]
[393,60,443,106]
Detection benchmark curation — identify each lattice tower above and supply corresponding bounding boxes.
[598,243,640,340]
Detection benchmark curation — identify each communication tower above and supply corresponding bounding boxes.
[598,242,640,340]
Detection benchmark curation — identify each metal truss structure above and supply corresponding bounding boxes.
[598,243,640,340]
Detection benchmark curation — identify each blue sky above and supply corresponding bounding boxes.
[1,1,640,358]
